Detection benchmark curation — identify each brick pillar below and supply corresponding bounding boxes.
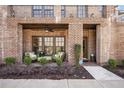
[68,23,83,65]
[96,23,112,65]
[17,24,23,63]
[101,23,112,64]
[0,6,19,62]
[54,5,61,23]
[106,5,115,18]
[0,6,8,62]
[96,25,102,64]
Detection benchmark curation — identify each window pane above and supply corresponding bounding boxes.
[61,5,66,17]
[32,5,54,17]
[44,46,53,55]
[44,37,53,55]
[77,5,86,18]
[98,5,104,17]
[55,37,65,53]
[32,37,43,53]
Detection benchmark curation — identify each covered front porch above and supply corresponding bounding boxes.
[22,24,68,62]
[21,23,98,64]
[16,22,109,65]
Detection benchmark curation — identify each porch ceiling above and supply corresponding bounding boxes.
[22,24,97,29]
[23,24,68,29]
[83,24,97,29]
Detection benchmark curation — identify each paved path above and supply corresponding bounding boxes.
[84,66,123,80]
[0,79,124,88]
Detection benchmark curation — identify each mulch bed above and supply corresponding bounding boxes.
[0,63,94,79]
[103,65,124,78]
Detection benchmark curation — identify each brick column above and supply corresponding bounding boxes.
[96,22,112,65]
[17,24,23,63]
[68,23,83,65]
[0,6,19,62]
[106,5,115,18]
[96,25,102,64]
[0,6,8,62]
[101,23,112,64]
[54,5,61,23]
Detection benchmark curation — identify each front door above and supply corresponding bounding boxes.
[83,37,88,58]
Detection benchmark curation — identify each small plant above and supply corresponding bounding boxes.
[74,44,81,66]
[38,57,48,64]
[4,57,16,65]
[52,54,63,66]
[108,59,117,69]
[121,59,124,66]
[23,56,32,65]
[54,57,63,66]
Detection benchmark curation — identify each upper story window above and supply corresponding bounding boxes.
[77,5,87,18]
[61,5,66,17]
[32,5,54,17]
[98,5,105,17]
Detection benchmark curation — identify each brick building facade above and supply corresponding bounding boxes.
[0,5,124,65]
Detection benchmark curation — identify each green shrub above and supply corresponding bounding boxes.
[121,59,124,66]
[74,44,81,66]
[52,54,63,66]
[38,57,48,64]
[4,57,16,64]
[108,59,117,68]
[54,57,62,66]
[52,55,56,62]
[23,56,32,65]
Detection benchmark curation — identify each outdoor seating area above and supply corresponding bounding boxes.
[24,51,65,63]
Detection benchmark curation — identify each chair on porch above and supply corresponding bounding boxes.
[24,52,37,61]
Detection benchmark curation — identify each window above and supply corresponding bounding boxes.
[44,37,53,55]
[32,37,43,53]
[61,5,66,17]
[32,36,65,55]
[98,5,105,17]
[32,5,54,17]
[77,5,87,18]
[55,37,65,53]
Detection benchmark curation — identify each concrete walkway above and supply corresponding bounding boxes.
[0,79,124,88]
[84,66,123,80]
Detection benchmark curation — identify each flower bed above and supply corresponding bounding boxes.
[0,63,94,79]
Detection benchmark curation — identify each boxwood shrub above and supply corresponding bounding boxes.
[23,56,32,65]
[108,59,117,69]
[38,57,48,64]
[4,57,16,65]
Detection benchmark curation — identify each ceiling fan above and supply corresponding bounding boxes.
[43,25,54,32]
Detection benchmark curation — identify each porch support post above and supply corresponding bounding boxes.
[96,22,112,65]
[68,23,83,65]
[0,6,8,62]
[96,25,102,64]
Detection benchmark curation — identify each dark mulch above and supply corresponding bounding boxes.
[103,65,124,78]
[0,63,94,79]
